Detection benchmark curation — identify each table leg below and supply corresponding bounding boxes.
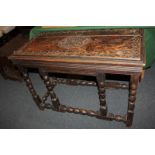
[21,68,44,110]
[96,73,107,116]
[39,69,60,111]
[126,74,140,127]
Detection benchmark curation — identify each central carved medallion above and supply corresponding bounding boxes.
[58,36,92,49]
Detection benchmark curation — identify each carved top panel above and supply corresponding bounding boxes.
[13,29,143,61]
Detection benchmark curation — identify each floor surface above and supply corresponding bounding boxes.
[0,62,155,129]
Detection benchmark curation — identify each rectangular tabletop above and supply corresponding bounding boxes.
[9,29,145,75]
[30,26,155,68]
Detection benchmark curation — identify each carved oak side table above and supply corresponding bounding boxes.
[9,29,145,127]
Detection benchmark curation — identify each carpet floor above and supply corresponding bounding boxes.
[0,62,155,129]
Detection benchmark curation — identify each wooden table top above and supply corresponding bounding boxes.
[9,29,145,75]
[11,29,145,65]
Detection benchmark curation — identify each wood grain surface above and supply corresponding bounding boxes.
[13,29,143,61]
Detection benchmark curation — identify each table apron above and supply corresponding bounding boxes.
[13,61,143,76]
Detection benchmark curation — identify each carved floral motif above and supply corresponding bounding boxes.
[14,29,142,61]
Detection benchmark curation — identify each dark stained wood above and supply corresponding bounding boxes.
[39,69,60,111]
[96,72,107,116]
[10,29,145,69]
[9,29,145,79]
[19,67,45,110]
[53,78,129,89]
[127,73,140,126]
[14,31,141,60]
[59,104,127,123]
[9,29,145,127]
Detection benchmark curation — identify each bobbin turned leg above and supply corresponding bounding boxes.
[126,74,140,127]
[20,67,44,110]
[39,69,60,111]
[96,72,107,116]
